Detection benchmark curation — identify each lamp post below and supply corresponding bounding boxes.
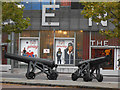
[89,26,92,59]
[0,26,2,65]
[2,19,15,73]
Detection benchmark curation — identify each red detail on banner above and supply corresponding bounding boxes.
[27,46,38,49]
[26,52,34,57]
[56,45,67,48]
[30,40,36,44]
[58,41,65,45]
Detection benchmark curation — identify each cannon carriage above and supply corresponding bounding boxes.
[71,56,110,82]
[4,53,58,80]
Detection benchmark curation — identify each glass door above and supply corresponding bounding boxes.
[91,48,114,70]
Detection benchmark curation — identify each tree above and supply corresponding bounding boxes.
[81,2,120,39]
[2,2,31,34]
[1,2,31,70]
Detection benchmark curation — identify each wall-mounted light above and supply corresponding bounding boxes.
[63,31,67,35]
[80,30,83,33]
[58,30,62,33]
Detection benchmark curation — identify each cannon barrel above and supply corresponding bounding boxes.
[4,53,55,68]
[78,55,110,67]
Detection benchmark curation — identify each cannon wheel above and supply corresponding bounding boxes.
[47,70,58,80]
[71,73,78,81]
[83,74,92,82]
[97,74,103,82]
[71,69,80,81]
[26,72,36,79]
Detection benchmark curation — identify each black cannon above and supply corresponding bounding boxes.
[5,53,58,80]
[71,55,110,82]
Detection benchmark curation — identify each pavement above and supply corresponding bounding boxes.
[0,69,120,89]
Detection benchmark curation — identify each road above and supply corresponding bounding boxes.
[1,83,106,90]
[1,83,56,88]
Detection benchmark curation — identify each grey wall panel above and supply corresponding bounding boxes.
[60,18,69,30]
[59,8,70,18]
[49,27,60,30]
[79,19,88,30]
[54,9,61,18]
[91,22,100,31]
[70,10,79,18]
[23,10,32,18]
[31,18,40,30]
[108,21,115,30]
[23,10,42,18]
[41,27,60,30]
[41,27,50,30]
[31,10,42,18]
[70,18,79,30]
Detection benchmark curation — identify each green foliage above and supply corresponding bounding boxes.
[2,2,31,34]
[0,2,2,27]
[0,0,22,2]
[81,2,120,39]
[5,39,11,43]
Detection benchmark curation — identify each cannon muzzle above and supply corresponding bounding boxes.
[78,55,110,67]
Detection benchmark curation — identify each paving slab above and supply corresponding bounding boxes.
[1,78,119,89]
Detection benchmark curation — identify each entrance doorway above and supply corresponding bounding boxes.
[2,45,7,64]
[91,48,114,70]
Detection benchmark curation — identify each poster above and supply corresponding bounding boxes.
[43,49,50,53]
[117,49,120,70]
[55,38,75,65]
[20,39,39,58]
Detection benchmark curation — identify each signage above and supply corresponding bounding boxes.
[42,5,60,26]
[91,40,108,46]
[117,49,120,70]
[42,4,107,27]
[20,39,39,58]
[55,39,75,65]
[89,13,107,26]
[43,49,50,53]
